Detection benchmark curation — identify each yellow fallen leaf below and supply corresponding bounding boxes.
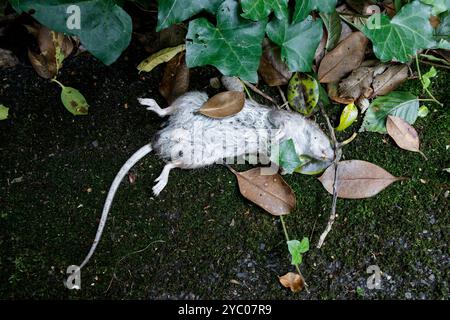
[137,44,186,73]
[336,102,358,131]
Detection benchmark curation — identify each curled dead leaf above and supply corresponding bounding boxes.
[279,272,305,293]
[28,49,54,79]
[318,160,404,199]
[386,115,427,159]
[27,25,74,79]
[0,48,19,69]
[198,91,245,119]
[338,66,374,101]
[371,64,409,97]
[328,82,354,104]
[159,52,189,104]
[228,167,296,216]
[318,32,368,83]
[258,39,292,86]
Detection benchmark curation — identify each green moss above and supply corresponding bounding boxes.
[0,54,448,299]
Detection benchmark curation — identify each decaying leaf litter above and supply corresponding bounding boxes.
[3,0,448,296]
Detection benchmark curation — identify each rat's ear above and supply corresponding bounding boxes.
[268,110,285,128]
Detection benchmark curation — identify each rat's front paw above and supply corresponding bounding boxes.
[138,98,159,109]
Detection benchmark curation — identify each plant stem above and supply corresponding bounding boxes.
[280,216,309,292]
[317,103,342,249]
[419,59,450,70]
[51,78,65,89]
[415,55,443,106]
[242,80,277,104]
[418,98,437,102]
[280,215,290,241]
[241,80,253,101]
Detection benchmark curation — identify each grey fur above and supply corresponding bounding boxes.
[152,91,334,168]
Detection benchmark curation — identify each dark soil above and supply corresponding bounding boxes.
[1,22,449,300]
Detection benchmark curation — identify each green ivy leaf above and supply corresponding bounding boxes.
[271,0,289,20]
[156,0,223,31]
[10,0,132,65]
[241,0,271,21]
[361,91,419,133]
[241,0,289,21]
[320,11,342,51]
[287,238,309,266]
[266,16,323,73]
[421,66,437,89]
[276,139,304,174]
[362,1,437,63]
[60,86,89,116]
[436,12,450,47]
[293,0,337,23]
[0,104,9,120]
[420,0,450,15]
[186,0,266,82]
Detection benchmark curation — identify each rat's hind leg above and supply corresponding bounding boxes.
[152,160,184,196]
[138,98,175,117]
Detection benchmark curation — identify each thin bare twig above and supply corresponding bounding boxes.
[242,80,277,104]
[317,103,342,249]
[418,59,450,70]
[277,85,288,109]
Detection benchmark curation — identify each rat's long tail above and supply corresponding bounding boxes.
[77,143,153,271]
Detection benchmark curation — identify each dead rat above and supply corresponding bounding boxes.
[72,91,334,273]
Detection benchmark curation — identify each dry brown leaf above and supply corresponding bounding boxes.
[159,52,189,104]
[199,91,245,119]
[318,160,404,199]
[386,115,427,159]
[38,26,73,63]
[328,82,354,104]
[229,167,296,216]
[371,64,409,97]
[318,32,368,83]
[338,66,374,100]
[279,272,304,292]
[258,39,292,86]
[27,25,73,79]
[37,27,56,62]
[0,48,19,69]
[314,31,327,65]
[345,0,369,13]
[136,24,186,54]
[28,50,54,79]
[338,21,353,43]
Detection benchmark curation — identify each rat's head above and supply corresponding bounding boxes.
[273,111,334,163]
